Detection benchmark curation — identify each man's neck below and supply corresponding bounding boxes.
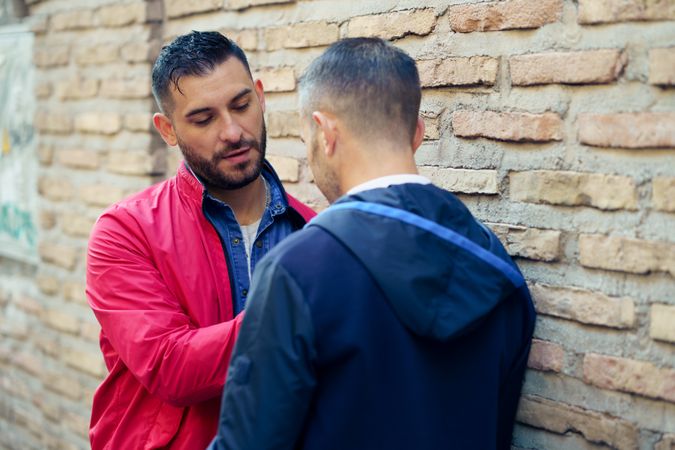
[209,176,267,226]
[340,151,419,196]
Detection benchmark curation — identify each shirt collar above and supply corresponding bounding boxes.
[346,174,432,196]
[185,161,288,215]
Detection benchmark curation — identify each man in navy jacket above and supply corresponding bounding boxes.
[210,37,536,450]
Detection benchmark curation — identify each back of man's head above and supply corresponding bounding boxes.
[299,37,421,145]
[151,30,251,115]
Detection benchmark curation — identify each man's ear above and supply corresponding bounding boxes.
[412,116,425,154]
[311,111,338,156]
[153,113,177,147]
[254,79,266,114]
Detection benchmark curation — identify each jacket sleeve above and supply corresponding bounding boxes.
[210,255,317,450]
[86,209,244,407]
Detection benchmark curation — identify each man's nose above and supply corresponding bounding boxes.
[219,117,243,144]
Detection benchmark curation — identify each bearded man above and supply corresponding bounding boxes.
[85,31,315,450]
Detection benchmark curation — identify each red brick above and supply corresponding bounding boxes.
[448,0,562,32]
[64,348,107,378]
[419,167,499,194]
[35,112,72,134]
[55,77,98,100]
[34,45,69,67]
[43,373,83,401]
[29,15,48,34]
[452,110,562,142]
[649,48,675,86]
[15,295,43,316]
[56,149,100,170]
[13,352,42,376]
[347,9,436,40]
[61,213,96,238]
[531,283,635,329]
[36,334,60,358]
[578,0,675,24]
[120,40,162,63]
[421,111,441,140]
[418,57,498,87]
[166,0,222,18]
[655,434,675,450]
[107,151,163,176]
[74,43,120,66]
[267,155,299,182]
[517,395,638,450]
[100,77,152,99]
[63,410,89,437]
[96,3,157,27]
[81,321,101,342]
[74,112,122,135]
[35,81,52,99]
[510,171,638,211]
[124,113,153,132]
[80,184,128,207]
[50,10,94,31]
[42,308,80,335]
[64,282,87,306]
[256,67,295,92]
[510,49,625,85]
[38,145,54,165]
[268,111,300,137]
[527,339,564,372]
[487,223,561,261]
[36,274,59,296]
[265,22,338,50]
[38,242,78,270]
[583,353,675,402]
[219,28,259,51]
[38,176,74,202]
[650,304,675,344]
[579,234,675,276]
[653,177,675,212]
[578,112,675,149]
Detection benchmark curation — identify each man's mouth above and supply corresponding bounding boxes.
[218,145,255,166]
[223,146,251,159]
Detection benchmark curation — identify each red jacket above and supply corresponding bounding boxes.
[86,162,315,449]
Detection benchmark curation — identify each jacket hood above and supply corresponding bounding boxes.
[308,183,525,341]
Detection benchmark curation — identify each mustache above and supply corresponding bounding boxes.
[213,138,259,159]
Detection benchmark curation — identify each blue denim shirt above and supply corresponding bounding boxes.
[190,163,299,315]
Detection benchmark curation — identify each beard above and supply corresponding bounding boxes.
[178,122,267,190]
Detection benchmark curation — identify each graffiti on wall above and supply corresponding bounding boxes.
[0,28,37,263]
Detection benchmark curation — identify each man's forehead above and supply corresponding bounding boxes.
[170,59,254,109]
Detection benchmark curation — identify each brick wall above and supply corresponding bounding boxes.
[0,0,673,449]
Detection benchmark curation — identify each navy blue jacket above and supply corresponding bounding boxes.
[210,183,536,450]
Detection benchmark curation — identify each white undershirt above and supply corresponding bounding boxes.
[240,218,261,279]
[347,174,432,196]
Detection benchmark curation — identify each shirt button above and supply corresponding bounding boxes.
[242,289,248,297]
[275,203,282,210]
[232,238,240,245]
[255,240,263,248]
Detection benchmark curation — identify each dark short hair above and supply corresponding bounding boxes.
[298,37,421,143]
[152,31,252,115]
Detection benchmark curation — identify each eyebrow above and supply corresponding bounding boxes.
[184,88,253,119]
[230,88,252,105]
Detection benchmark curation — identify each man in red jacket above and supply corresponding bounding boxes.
[85,31,315,449]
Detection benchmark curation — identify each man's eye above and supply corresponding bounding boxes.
[194,117,212,125]
[233,103,249,111]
